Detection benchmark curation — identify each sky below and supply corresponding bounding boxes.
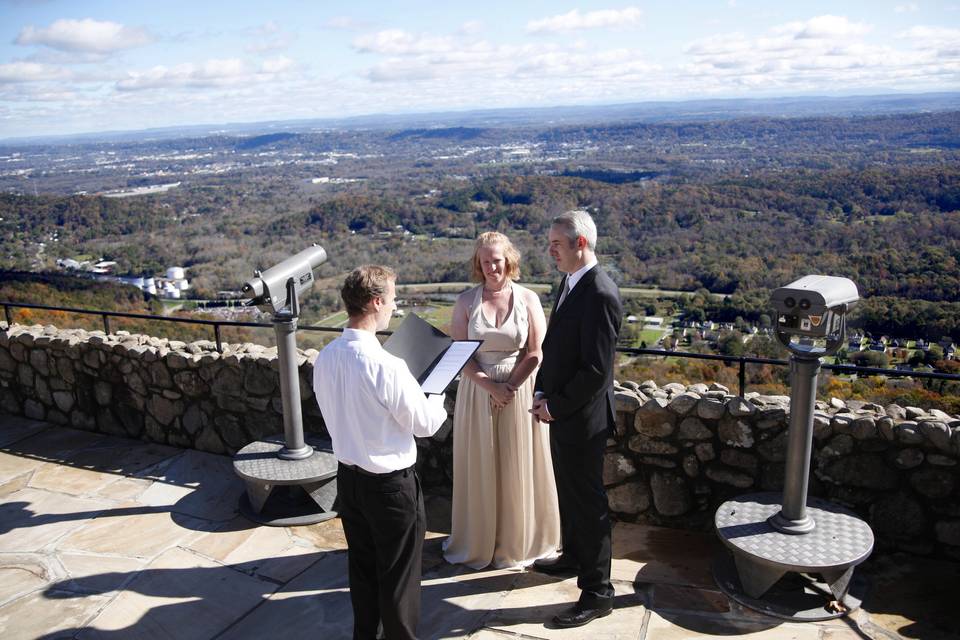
[1,1,959,139]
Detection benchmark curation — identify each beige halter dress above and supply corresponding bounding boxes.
[442,283,560,569]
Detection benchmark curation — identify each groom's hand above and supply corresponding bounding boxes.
[531,397,553,422]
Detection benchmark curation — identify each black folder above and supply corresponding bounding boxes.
[383,313,480,394]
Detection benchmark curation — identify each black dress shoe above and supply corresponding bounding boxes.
[552,603,613,628]
[532,555,578,576]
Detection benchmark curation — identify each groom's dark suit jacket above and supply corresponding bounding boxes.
[535,265,622,443]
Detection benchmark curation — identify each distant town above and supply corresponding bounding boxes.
[55,256,191,299]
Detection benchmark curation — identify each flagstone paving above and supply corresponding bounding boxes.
[0,414,957,640]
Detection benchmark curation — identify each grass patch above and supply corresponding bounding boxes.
[640,329,665,345]
[316,310,348,327]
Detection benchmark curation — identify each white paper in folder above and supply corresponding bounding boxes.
[419,340,481,395]
[383,312,481,394]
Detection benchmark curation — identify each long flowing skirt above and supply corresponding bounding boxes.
[443,362,560,569]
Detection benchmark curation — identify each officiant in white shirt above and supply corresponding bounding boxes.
[313,265,447,640]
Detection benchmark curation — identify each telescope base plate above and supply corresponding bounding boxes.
[238,485,337,527]
[713,552,867,621]
[714,492,873,619]
[233,434,338,526]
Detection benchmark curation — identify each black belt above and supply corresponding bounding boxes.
[338,462,412,478]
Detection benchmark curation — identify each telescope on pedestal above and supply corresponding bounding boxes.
[714,275,874,621]
[232,245,339,526]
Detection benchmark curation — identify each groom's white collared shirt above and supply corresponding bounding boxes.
[557,258,598,308]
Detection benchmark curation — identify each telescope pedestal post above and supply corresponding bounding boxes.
[713,352,873,620]
[273,315,313,460]
[768,355,819,534]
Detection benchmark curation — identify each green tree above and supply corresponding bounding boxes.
[850,350,889,368]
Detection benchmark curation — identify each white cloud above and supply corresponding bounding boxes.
[0,84,80,104]
[685,33,753,56]
[15,18,153,54]
[677,15,955,94]
[353,30,457,55]
[261,55,294,74]
[20,49,118,65]
[526,7,643,34]
[516,48,658,79]
[897,25,960,58]
[366,59,440,82]
[895,3,920,12]
[322,16,370,31]
[357,31,659,89]
[244,21,296,54]
[774,15,872,39]
[0,61,69,84]
[898,25,960,41]
[116,57,292,91]
[459,21,484,35]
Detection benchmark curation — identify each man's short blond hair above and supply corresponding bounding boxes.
[341,265,396,317]
[470,231,521,282]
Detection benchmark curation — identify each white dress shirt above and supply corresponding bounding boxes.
[313,328,448,473]
[562,257,598,301]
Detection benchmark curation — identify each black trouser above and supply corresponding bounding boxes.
[550,429,615,606]
[337,463,425,640]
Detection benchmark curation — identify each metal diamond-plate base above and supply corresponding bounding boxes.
[714,492,873,616]
[233,434,338,484]
[238,486,338,527]
[233,434,339,526]
[715,492,874,571]
[713,551,868,621]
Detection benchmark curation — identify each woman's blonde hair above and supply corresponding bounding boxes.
[470,231,521,283]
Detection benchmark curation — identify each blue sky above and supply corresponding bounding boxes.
[1,1,959,138]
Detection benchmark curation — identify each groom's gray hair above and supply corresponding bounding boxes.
[552,210,597,251]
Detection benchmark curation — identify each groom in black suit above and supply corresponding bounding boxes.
[532,209,622,628]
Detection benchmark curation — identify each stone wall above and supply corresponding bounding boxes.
[604,379,960,558]
[0,323,327,454]
[2,322,959,557]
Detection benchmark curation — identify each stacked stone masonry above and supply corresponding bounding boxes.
[2,322,959,557]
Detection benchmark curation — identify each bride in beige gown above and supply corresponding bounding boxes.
[443,232,560,569]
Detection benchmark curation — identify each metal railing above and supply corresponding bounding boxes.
[4,300,960,397]
[1,300,343,354]
[620,347,960,397]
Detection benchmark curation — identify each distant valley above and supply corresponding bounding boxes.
[1,93,958,344]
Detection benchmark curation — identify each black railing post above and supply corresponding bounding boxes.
[739,357,746,397]
[214,324,223,353]
[3,304,11,327]
[103,314,111,335]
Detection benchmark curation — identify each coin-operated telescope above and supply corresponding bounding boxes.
[233,244,338,527]
[771,274,858,355]
[242,245,328,317]
[713,275,873,621]
[770,275,858,533]
[241,244,326,460]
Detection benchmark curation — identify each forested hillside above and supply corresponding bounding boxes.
[2,109,958,339]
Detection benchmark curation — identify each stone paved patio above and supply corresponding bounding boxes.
[1,413,958,640]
